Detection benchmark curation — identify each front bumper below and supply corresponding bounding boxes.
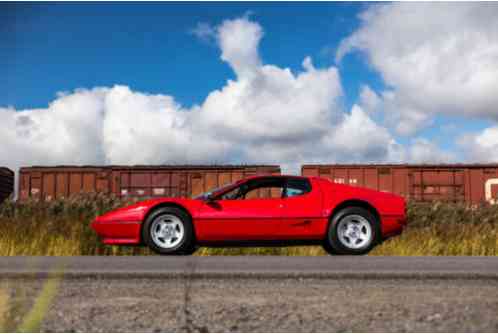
[91,219,142,245]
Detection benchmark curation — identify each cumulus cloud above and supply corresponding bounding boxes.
[216,16,263,78]
[337,3,498,135]
[1,15,440,178]
[0,89,107,168]
[323,105,400,162]
[405,138,455,163]
[459,126,498,162]
[358,85,381,115]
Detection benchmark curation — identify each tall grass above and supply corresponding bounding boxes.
[372,201,497,255]
[0,193,149,256]
[0,195,496,256]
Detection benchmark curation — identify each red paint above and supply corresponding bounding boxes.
[197,199,283,240]
[91,175,406,246]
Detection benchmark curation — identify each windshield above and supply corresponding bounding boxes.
[193,181,240,200]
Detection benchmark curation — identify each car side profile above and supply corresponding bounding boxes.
[91,175,407,255]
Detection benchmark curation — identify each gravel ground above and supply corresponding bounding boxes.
[1,277,497,332]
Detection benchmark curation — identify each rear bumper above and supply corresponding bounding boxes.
[380,215,406,238]
[91,220,142,245]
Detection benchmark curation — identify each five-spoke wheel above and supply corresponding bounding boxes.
[337,214,372,250]
[150,214,185,249]
[324,206,380,255]
[142,207,195,255]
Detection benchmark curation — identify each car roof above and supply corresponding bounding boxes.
[243,174,310,181]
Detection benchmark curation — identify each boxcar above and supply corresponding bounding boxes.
[302,164,498,205]
[18,165,281,201]
[0,167,14,204]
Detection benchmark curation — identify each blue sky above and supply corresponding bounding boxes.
[2,2,371,109]
[2,2,498,173]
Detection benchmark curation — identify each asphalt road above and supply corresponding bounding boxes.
[0,256,497,279]
[1,257,497,331]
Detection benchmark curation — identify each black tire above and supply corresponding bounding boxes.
[322,240,339,255]
[177,245,199,256]
[323,206,380,255]
[142,207,195,255]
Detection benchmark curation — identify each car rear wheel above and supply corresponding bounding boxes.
[324,207,380,255]
[142,207,195,255]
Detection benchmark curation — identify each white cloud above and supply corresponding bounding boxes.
[338,3,498,135]
[200,56,342,144]
[358,85,381,114]
[459,126,498,162]
[101,86,220,165]
[190,22,216,43]
[0,89,107,168]
[216,17,263,79]
[405,138,455,163]
[1,15,444,178]
[323,105,400,163]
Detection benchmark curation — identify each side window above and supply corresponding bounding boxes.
[245,185,284,199]
[285,178,312,198]
[219,178,285,200]
[219,186,243,200]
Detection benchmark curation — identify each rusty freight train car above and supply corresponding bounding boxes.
[0,167,14,204]
[18,165,281,201]
[302,164,498,205]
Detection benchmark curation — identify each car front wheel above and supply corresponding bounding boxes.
[142,207,195,255]
[324,207,380,255]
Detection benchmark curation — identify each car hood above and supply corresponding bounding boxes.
[95,197,202,223]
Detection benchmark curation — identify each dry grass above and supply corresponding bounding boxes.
[371,201,498,256]
[0,193,150,256]
[0,195,496,256]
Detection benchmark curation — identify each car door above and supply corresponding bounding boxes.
[195,178,285,241]
[279,177,324,239]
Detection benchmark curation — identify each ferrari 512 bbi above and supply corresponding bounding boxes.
[91,175,407,255]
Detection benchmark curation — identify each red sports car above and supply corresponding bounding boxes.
[91,175,406,255]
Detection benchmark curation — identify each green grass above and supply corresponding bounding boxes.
[0,195,496,256]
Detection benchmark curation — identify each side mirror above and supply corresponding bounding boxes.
[205,193,216,202]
